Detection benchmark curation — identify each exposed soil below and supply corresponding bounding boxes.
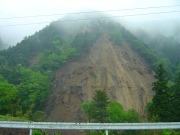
[44,34,155,130]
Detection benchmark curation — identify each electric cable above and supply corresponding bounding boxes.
[0,10,179,27]
[0,4,180,20]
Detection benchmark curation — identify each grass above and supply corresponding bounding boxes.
[0,114,29,121]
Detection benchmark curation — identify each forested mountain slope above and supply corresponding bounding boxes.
[0,14,178,126]
[131,29,180,67]
[121,20,180,80]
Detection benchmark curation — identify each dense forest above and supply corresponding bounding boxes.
[0,20,102,120]
[0,18,180,134]
[129,27,180,80]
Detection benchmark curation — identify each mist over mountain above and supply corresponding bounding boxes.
[119,18,180,68]
[121,18,180,43]
[0,37,7,50]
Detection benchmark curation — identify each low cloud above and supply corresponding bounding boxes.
[0,0,179,46]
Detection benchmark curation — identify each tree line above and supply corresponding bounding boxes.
[0,20,179,135]
[147,64,180,122]
[0,21,102,121]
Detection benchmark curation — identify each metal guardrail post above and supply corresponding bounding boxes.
[29,128,32,135]
[106,130,108,135]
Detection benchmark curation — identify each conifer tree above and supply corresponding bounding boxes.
[149,64,170,121]
[92,90,109,123]
[171,73,180,121]
[81,90,109,123]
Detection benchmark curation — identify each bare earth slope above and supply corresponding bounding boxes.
[44,34,154,122]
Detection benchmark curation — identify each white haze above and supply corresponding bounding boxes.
[0,0,180,46]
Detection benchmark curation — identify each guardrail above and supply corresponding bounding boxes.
[0,122,180,135]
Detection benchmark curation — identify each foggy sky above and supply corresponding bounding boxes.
[0,0,180,46]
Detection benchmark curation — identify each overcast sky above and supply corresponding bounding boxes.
[0,0,180,46]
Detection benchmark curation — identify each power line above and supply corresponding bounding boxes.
[0,5,180,20]
[0,10,179,27]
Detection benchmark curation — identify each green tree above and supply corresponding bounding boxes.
[82,90,140,123]
[92,90,109,123]
[82,91,140,135]
[170,72,180,121]
[107,101,127,123]
[81,102,94,122]
[0,77,19,116]
[71,31,101,53]
[32,111,46,122]
[126,109,140,122]
[17,66,50,113]
[147,64,170,122]
[110,29,123,45]
[82,90,109,123]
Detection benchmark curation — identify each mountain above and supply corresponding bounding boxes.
[1,13,174,128]
[44,33,155,123]
[3,13,180,134]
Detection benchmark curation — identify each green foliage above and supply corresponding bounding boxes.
[136,130,180,135]
[170,73,180,122]
[0,65,50,119]
[0,23,77,68]
[38,47,78,70]
[32,130,62,135]
[147,64,170,122]
[82,90,140,124]
[0,114,28,121]
[92,90,109,123]
[81,90,109,123]
[110,29,123,45]
[126,109,140,122]
[107,102,127,122]
[17,67,50,119]
[154,58,174,79]
[90,71,97,78]
[0,37,37,66]
[119,25,175,80]
[52,132,61,135]
[81,102,94,121]
[71,31,101,53]
[0,18,179,125]
[86,130,105,135]
[0,21,103,121]
[0,21,101,121]
[146,64,180,122]
[0,23,74,119]
[36,33,79,71]
[32,111,46,122]
[0,79,19,116]
[143,34,180,67]
[82,90,140,135]
[32,130,47,135]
